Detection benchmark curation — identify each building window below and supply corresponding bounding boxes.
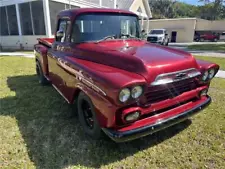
[0,7,9,35]
[19,2,33,35]
[49,1,66,35]
[19,0,46,35]
[102,0,114,8]
[49,1,79,35]
[31,0,46,35]
[6,5,19,35]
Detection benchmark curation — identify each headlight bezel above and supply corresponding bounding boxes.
[201,70,209,81]
[131,85,143,99]
[119,85,144,103]
[201,68,217,82]
[119,88,131,103]
[158,37,163,40]
[208,68,216,79]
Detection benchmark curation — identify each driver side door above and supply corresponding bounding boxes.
[47,18,71,101]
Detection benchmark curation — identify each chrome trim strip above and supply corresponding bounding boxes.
[57,59,106,96]
[151,68,201,86]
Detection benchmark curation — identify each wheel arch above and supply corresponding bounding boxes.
[71,88,82,104]
[34,44,49,75]
[71,84,114,128]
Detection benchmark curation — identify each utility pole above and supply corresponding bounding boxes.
[114,0,117,9]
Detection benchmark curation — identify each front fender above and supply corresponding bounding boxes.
[34,44,49,75]
[75,83,118,128]
[196,59,220,73]
[65,56,147,106]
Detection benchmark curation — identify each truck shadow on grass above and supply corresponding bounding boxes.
[1,75,192,169]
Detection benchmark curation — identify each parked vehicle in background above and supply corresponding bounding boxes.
[147,29,169,46]
[219,32,225,41]
[194,32,200,42]
[200,32,220,42]
[34,8,219,142]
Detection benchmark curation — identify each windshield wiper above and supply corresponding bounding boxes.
[94,35,116,43]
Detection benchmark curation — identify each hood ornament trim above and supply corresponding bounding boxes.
[151,68,201,86]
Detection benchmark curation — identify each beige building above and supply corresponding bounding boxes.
[143,18,225,43]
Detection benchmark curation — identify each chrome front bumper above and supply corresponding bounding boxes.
[102,96,211,142]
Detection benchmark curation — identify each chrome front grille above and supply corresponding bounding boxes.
[145,78,197,104]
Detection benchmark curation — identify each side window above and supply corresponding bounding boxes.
[56,19,70,42]
[71,20,82,43]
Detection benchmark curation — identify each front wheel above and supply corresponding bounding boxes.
[36,61,49,85]
[77,92,102,139]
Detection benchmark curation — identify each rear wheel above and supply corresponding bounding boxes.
[214,38,218,42]
[200,38,204,42]
[36,61,49,85]
[77,92,102,139]
[195,38,200,42]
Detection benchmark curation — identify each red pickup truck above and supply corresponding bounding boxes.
[34,8,219,142]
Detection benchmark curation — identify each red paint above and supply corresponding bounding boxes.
[118,96,209,132]
[34,8,219,139]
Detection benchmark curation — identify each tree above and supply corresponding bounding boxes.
[148,0,224,20]
[199,0,225,20]
[149,0,177,19]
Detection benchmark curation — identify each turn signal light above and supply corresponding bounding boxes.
[200,89,208,97]
[125,111,140,122]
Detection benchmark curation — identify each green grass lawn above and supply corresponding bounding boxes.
[1,49,33,54]
[194,55,225,70]
[188,44,225,51]
[0,56,225,169]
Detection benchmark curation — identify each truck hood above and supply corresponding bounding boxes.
[75,40,199,83]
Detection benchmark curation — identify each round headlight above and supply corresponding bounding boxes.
[131,86,143,98]
[208,68,215,79]
[202,71,209,81]
[119,88,130,102]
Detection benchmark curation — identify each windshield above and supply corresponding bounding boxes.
[150,30,164,34]
[71,13,140,43]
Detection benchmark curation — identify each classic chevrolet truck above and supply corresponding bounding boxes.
[34,8,219,142]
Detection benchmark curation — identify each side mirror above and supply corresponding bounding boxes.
[165,33,168,36]
[56,30,64,41]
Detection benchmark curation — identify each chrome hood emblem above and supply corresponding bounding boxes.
[175,72,187,79]
[151,68,201,86]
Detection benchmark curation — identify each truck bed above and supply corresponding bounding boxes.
[38,38,54,48]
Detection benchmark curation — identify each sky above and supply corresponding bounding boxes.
[178,0,204,5]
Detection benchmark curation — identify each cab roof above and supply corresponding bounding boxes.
[58,8,137,18]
